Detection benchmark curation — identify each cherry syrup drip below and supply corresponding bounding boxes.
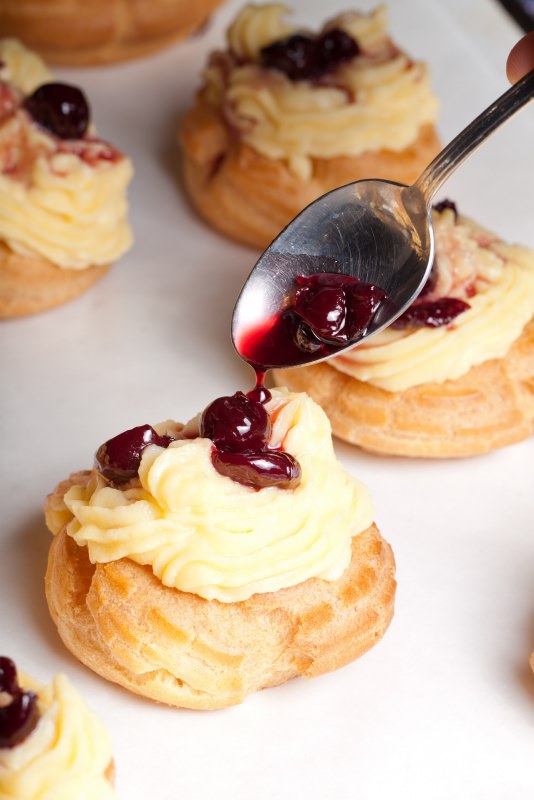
[95,425,174,485]
[260,28,359,81]
[24,82,90,140]
[0,657,39,749]
[237,269,390,370]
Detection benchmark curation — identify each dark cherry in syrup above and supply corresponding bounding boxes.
[315,29,360,73]
[237,270,389,369]
[260,34,317,81]
[391,199,470,328]
[260,28,359,81]
[200,392,271,453]
[392,297,470,329]
[24,82,90,140]
[0,657,39,750]
[95,424,173,484]
[212,449,301,490]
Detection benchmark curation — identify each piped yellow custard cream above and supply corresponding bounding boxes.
[330,201,534,391]
[0,38,132,269]
[46,388,373,603]
[0,657,115,799]
[202,3,438,179]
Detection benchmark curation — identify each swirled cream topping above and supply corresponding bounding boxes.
[0,38,132,269]
[0,672,114,800]
[203,4,438,179]
[56,389,373,603]
[331,206,534,391]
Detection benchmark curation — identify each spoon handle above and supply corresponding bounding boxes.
[415,69,534,202]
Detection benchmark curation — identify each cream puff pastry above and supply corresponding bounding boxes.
[274,202,534,457]
[0,0,226,66]
[0,657,115,799]
[0,39,133,317]
[180,4,440,248]
[44,388,395,709]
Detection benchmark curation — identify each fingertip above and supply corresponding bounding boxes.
[506,31,534,83]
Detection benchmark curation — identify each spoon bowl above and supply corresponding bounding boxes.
[232,180,432,369]
[232,69,533,371]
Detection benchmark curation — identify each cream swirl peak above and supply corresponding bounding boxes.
[51,389,374,603]
[0,39,52,95]
[0,670,115,800]
[331,205,534,391]
[0,38,132,270]
[203,4,438,179]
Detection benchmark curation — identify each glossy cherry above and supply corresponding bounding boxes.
[0,657,39,750]
[294,272,387,345]
[24,82,90,140]
[95,424,173,483]
[237,271,390,369]
[295,285,347,339]
[200,392,271,453]
[212,449,301,490]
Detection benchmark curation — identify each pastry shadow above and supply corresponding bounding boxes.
[10,513,62,653]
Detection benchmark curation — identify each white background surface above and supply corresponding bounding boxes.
[1,0,533,797]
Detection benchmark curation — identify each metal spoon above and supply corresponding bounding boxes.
[232,69,534,370]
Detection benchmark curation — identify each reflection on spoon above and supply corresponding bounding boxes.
[232,70,534,371]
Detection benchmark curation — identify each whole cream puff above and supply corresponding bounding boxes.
[274,203,534,457]
[44,388,396,709]
[0,657,115,799]
[0,0,227,65]
[0,39,133,317]
[180,3,440,248]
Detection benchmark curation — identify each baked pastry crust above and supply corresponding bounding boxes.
[180,91,441,249]
[273,318,534,458]
[45,471,396,710]
[0,242,110,318]
[0,0,226,65]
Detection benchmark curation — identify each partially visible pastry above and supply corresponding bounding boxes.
[0,39,133,317]
[180,4,440,248]
[44,388,395,709]
[274,202,534,457]
[0,656,115,799]
[0,0,227,66]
